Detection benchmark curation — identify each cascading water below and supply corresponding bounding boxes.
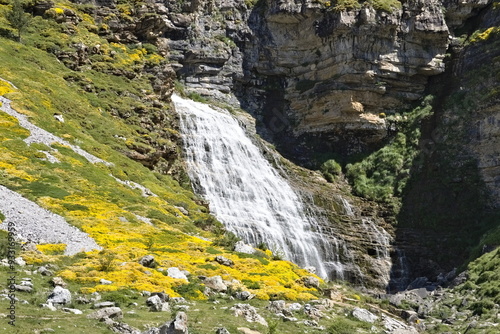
[174,95,345,279]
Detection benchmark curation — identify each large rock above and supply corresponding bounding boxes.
[138,255,156,268]
[352,307,379,323]
[230,304,268,326]
[203,276,227,292]
[167,267,188,280]
[159,311,188,334]
[215,256,234,267]
[87,307,123,320]
[47,286,71,305]
[233,241,255,254]
[146,295,170,312]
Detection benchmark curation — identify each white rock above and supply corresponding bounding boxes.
[234,241,255,254]
[62,307,83,315]
[167,267,188,280]
[352,307,379,323]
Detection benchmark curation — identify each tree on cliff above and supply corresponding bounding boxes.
[7,0,31,42]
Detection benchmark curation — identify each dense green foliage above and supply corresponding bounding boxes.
[320,159,342,182]
[346,96,433,206]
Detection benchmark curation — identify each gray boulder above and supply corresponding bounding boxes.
[159,311,188,334]
[203,276,227,292]
[215,256,234,267]
[47,286,71,305]
[139,255,156,268]
[147,295,170,312]
[87,306,123,320]
[94,301,116,308]
[352,307,379,323]
[216,328,230,334]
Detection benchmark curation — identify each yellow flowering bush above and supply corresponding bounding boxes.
[0,80,14,96]
[36,243,67,255]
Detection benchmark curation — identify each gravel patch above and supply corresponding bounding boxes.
[0,185,102,255]
[0,96,112,166]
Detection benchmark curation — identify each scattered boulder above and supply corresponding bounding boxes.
[42,302,57,311]
[215,256,234,267]
[215,328,230,334]
[267,300,286,314]
[94,301,116,308]
[110,321,141,334]
[174,206,189,216]
[230,304,268,326]
[47,286,71,305]
[100,278,113,285]
[152,292,170,302]
[138,255,156,268]
[51,277,67,287]
[14,257,26,266]
[162,311,188,334]
[352,307,379,323]
[287,303,302,312]
[62,307,83,315]
[146,295,170,312]
[382,314,418,334]
[38,266,54,276]
[13,284,33,292]
[235,291,254,301]
[303,304,323,320]
[233,241,255,254]
[203,276,227,292]
[167,267,188,280]
[87,307,123,321]
[299,276,320,288]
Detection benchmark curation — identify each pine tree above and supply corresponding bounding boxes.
[6,0,31,42]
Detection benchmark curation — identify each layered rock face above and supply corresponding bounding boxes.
[241,0,449,157]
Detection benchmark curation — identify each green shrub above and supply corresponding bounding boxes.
[213,231,241,250]
[320,159,342,182]
[367,0,402,12]
[101,289,138,307]
[173,280,205,299]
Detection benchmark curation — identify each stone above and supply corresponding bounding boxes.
[203,276,227,292]
[174,206,189,215]
[51,277,67,287]
[352,308,379,323]
[299,276,320,288]
[47,286,71,305]
[235,291,254,301]
[14,257,26,266]
[152,292,170,302]
[167,267,188,280]
[138,255,156,268]
[42,302,57,311]
[161,311,188,334]
[230,304,268,326]
[62,307,83,315]
[216,328,230,334]
[94,301,116,308]
[38,266,53,276]
[215,255,234,267]
[87,307,123,320]
[14,284,33,292]
[110,321,141,334]
[233,241,255,254]
[267,300,286,314]
[99,278,112,285]
[286,303,302,312]
[53,114,64,122]
[146,295,170,312]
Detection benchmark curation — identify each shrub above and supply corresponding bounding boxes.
[213,231,241,250]
[320,159,342,182]
[97,250,119,272]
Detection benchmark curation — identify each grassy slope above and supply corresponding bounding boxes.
[0,2,340,332]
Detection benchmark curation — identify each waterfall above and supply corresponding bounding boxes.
[174,95,345,279]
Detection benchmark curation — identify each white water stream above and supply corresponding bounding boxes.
[174,95,346,279]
